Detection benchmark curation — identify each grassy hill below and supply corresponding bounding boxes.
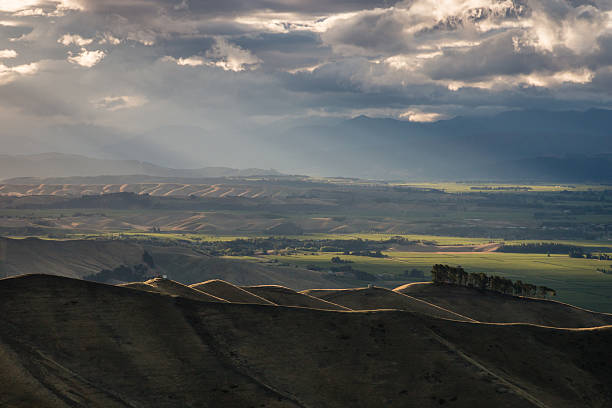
[190,279,275,305]
[302,287,474,322]
[0,237,144,278]
[0,237,351,290]
[242,285,350,310]
[121,278,228,303]
[0,274,611,407]
[395,282,612,328]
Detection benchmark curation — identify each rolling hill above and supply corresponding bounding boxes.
[241,285,350,311]
[394,282,612,328]
[0,237,351,290]
[0,274,611,407]
[190,279,276,305]
[302,286,475,322]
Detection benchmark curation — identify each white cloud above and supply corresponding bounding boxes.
[0,0,42,12]
[0,0,83,15]
[0,62,39,85]
[399,109,447,122]
[205,37,261,72]
[67,49,105,67]
[98,33,121,45]
[58,33,94,46]
[92,95,148,111]
[163,56,205,66]
[163,38,261,72]
[0,49,18,59]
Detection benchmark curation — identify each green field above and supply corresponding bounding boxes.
[30,231,610,248]
[234,251,612,313]
[392,182,612,193]
[5,229,612,312]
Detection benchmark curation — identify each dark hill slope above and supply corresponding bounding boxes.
[302,287,475,322]
[241,284,350,310]
[395,282,612,328]
[190,279,275,305]
[0,275,611,407]
[121,278,228,303]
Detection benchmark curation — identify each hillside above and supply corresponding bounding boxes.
[0,237,350,290]
[302,287,474,322]
[241,285,350,310]
[0,274,611,407]
[190,280,275,305]
[0,237,144,279]
[395,282,612,328]
[122,278,228,303]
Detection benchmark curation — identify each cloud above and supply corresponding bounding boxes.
[0,49,17,58]
[92,95,148,111]
[0,62,39,85]
[67,48,105,67]
[4,0,612,171]
[162,55,205,66]
[399,109,448,122]
[205,37,261,71]
[58,33,93,46]
[1,0,83,15]
[163,37,261,71]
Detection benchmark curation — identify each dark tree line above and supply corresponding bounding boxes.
[431,264,556,299]
[84,263,152,283]
[499,242,583,254]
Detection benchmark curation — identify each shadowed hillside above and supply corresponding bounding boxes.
[0,274,611,407]
[302,287,475,322]
[121,278,228,303]
[241,285,350,310]
[190,280,275,305]
[395,282,612,328]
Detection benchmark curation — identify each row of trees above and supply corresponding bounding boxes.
[431,264,556,299]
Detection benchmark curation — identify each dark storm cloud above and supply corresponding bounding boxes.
[3,0,612,169]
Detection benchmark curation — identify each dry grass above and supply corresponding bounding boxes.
[241,285,351,311]
[395,282,612,328]
[303,286,475,322]
[190,279,275,305]
[1,274,611,407]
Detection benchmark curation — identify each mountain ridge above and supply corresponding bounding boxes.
[0,152,282,181]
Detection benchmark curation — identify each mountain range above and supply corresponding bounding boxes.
[275,109,612,181]
[0,153,281,181]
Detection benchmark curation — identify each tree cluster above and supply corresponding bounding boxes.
[499,242,583,254]
[84,263,152,284]
[431,264,556,299]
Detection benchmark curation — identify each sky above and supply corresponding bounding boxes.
[2,0,612,169]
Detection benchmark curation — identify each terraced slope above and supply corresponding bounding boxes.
[303,287,474,322]
[241,284,350,311]
[189,279,275,305]
[0,274,611,407]
[395,282,612,328]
